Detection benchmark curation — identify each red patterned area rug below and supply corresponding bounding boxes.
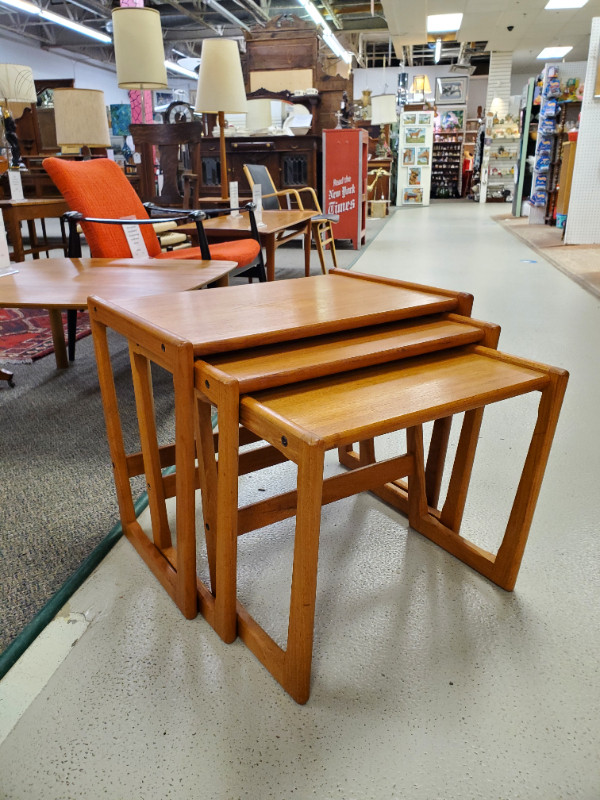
[0,308,90,364]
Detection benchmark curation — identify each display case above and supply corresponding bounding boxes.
[431,137,462,198]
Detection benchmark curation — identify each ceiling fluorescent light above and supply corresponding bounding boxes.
[0,0,111,42]
[545,0,588,8]
[164,60,198,79]
[537,46,573,58]
[427,13,463,33]
[297,0,328,29]
[323,31,352,64]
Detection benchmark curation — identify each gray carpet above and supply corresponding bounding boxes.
[0,215,391,660]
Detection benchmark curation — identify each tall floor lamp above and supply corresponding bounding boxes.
[112,6,168,123]
[195,39,247,201]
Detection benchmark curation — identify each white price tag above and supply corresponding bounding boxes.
[252,183,266,227]
[8,170,25,201]
[229,181,239,217]
[0,211,10,268]
[121,218,149,258]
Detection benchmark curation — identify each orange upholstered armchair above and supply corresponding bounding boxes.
[43,157,264,276]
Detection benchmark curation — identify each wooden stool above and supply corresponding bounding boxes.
[218,347,567,703]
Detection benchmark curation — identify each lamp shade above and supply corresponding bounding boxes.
[246,99,272,131]
[0,64,37,103]
[195,39,247,114]
[409,75,432,95]
[370,94,397,125]
[54,89,111,147]
[112,7,168,90]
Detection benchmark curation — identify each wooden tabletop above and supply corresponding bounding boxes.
[0,198,68,209]
[0,257,238,309]
[93,270,463,356]
[180,209,316,237]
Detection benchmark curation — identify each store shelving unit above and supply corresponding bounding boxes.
[485,130,519,202]
[431,134,463,198]
[544,100,581,225]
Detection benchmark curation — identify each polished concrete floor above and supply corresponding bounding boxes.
[1,201,599,799]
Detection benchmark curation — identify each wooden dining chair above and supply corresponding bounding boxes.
[243,163,338,274]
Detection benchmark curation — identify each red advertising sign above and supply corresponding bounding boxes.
[322,128,368,249]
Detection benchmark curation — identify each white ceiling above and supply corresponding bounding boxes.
[380,0,600,72]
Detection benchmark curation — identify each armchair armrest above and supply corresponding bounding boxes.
[262,187,304,209]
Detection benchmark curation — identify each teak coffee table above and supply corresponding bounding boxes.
[0,256,238,368]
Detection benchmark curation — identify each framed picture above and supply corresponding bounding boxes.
[439,107,465,131]
[402,112,417,125]
[408,167,421,186]
[418,112,433,125]
[404,126,427,144]
[403,187,423,205]
[416,147,430,166]
[402,147,416,166]
[435,76,467,105]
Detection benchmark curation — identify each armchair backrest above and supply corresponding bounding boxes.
[43,157,162,258]
[243,163,280,211]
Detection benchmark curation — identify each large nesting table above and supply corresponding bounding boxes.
[0,256,238,368]
[88,269,567,702]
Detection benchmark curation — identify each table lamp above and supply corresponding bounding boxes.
[53,88,111,158]
[246,99,272,134]
[409,75,432,104]
[0,63,37,169]
[112,6,168,123]
[195,38,248,200]
[370,94,397,157]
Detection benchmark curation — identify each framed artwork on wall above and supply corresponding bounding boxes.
[402,146,416,166]
[403,187,423,204]
[439,107,465,131]
[418,112,433,125]
[408,166,421,186]
[416,147,430,166]
[435,77,467,105]
[404,126,426,144]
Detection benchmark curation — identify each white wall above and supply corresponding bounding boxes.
[0,32,195,104]
[565,25,600,244]
[353,66,487,120]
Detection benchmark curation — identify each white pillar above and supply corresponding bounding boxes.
[565,17,600,244]
[485,51,513,119]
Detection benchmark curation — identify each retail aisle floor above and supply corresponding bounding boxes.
[1,201,599,800]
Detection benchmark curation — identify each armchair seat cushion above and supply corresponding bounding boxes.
[154,238,260,268]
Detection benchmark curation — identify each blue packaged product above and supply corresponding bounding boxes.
[535,154,551,172]
[542,99,558,117]
[546,77,561,97]
[537,136,552,152]
[535,173,548,189]
[530,190,547,207]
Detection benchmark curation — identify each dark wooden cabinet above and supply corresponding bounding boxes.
[199,135,320,198]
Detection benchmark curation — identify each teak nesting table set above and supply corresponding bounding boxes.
[89,270,568,704]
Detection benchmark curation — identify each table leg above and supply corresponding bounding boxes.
[48,309,68,369]
[304,223,311,277]
[264,233,276,282]
[5,211,23,263]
